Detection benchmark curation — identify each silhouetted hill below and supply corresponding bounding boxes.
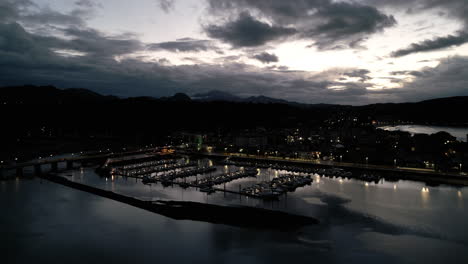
[161,93,192,102]
[244,95,292,105]
[0,84,326,127]
[1,85,467,161]
[0,85,118,104]
[1,86,467,126]
[356,96,468,125]
[192,90,307,106]
[192,90,242,102]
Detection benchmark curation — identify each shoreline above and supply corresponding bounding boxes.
[189,152,468,186]
[376,124,468,142]
[40,173,319,229]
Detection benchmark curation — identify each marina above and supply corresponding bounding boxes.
[242,174,313,199]
[223,159,385,184]
[3,150,468,264]
[142,166,217,185]
[41,173,319,229]
[112,161,198,177]
[3,1,468,262]
[46,152,463,203]
[115,158,178,171]
[194,168,258,187]
[97,156,327,199]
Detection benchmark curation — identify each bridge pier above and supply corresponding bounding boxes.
[51,162,58,172]
[16,167,23,177]
[34,164,42,175]
[66,160,73,170]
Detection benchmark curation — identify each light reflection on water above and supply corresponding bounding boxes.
[2,158,468,263]
[63,160,468,239]
[421,187,430,209]
[379,125,468,142]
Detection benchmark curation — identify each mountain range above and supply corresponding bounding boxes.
[1,85,467,124]
[192,90,297,105]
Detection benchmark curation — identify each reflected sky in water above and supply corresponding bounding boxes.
[2,161,468,264]
[379,125,468,142]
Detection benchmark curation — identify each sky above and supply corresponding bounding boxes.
[0,0,467,105]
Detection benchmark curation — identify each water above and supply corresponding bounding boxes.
[2,162,468,264]
[378,125,468,142]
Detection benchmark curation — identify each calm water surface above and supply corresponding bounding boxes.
[2,161,468,264]
[379,125,468,142]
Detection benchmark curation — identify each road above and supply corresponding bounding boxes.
[189,151,467,180]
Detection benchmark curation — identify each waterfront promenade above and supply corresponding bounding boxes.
[187,151,468,185]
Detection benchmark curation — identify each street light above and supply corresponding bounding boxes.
[461,163,463,172]
[340,155,343,162]
[394,159,397,167]
[365,157,368,166]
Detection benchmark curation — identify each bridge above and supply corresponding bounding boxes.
[0,148,158,178]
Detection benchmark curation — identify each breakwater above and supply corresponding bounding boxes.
[41,174,319,229]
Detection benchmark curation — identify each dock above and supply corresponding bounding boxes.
[189,151,468,186]
[41,173,319,229]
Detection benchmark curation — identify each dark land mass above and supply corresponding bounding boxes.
[355,96,468,126]
[2,85,467,125]
[1,85,467,164]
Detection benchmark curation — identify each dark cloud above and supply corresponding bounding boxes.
[342,69,372,82]
[0,0,33,22]
[57,27,143,58]
[303,2,396,49]
[0,19,390,104]
[156,0,175,13]
[0,22,57,64]
[1,0,466,105]
[252,52,279,64]
[0,0,97,27]
[4,16,465,105]
[399,56,468,101]
[204,11,297,48]
[364,0,468,56]
[75,0,94,8]
[391,32,468,57]
[205,0,396,50]
[0,23,175,96]
[147,38,218,53]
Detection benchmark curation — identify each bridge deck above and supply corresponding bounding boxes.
[0,148,156,170]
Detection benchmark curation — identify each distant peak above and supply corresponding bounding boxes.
[193,90,236,97]
[172,93,191,100]
[192,90,241,101]
[159,92,192,102]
